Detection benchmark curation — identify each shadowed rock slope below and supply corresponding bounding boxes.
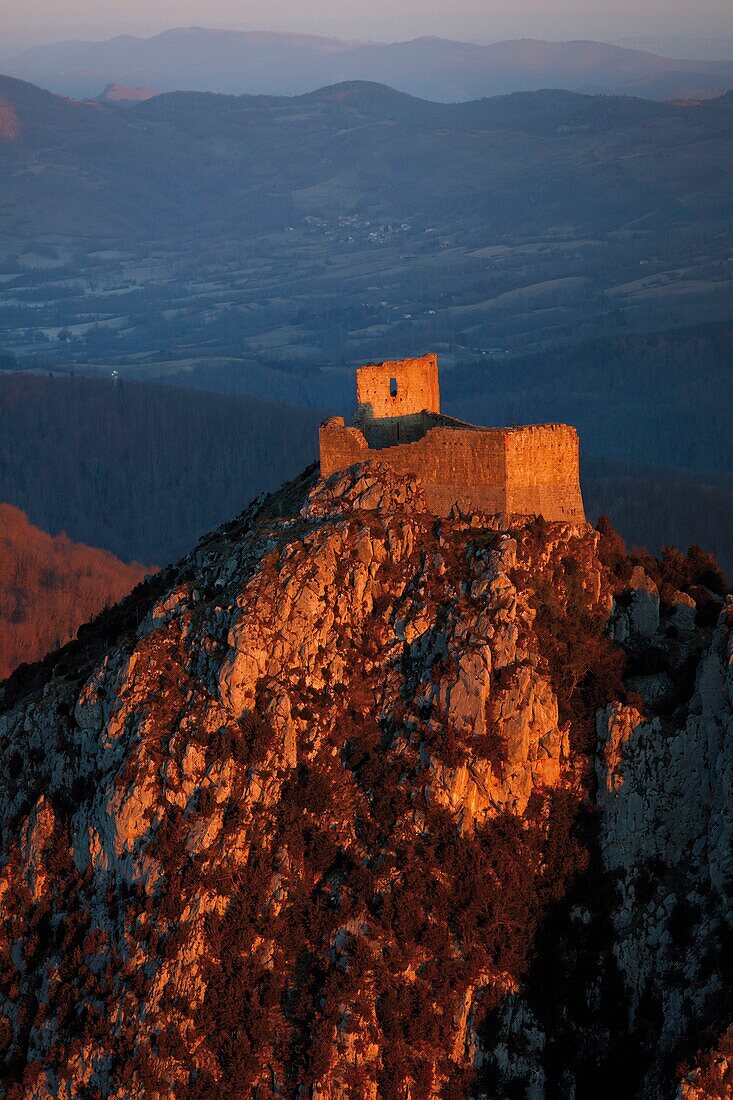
[0,462,731,1098]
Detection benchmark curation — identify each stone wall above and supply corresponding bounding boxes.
[319,419,585,522]
[504,424,584,521]
[356,410,477,449]
[356,353,440,420]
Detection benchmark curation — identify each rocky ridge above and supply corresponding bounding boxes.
[0,461,731,1099]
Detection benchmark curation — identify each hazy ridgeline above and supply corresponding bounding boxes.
[0,75,731,405]
[4,30,733,101]
[0,73,730,575]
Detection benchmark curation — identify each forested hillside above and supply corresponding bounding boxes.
[582,462,733,579]
[0,374,323,565]
[444,322,733,576]
[0,504,146,679]
[445,322,733,473]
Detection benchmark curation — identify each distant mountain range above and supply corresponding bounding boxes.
[2,28,732,102]
[0,72,730,386]
[617,36,733,62]
[0,75,730,570]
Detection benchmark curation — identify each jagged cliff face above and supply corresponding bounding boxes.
[0,462,731,1100]
[597,613,733,1097]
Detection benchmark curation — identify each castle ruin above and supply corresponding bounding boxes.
[319,354,585,521]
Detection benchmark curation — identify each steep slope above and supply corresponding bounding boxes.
[0,461,730,1097]
[0,505,147,680]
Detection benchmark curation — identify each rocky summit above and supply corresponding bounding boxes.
[0,461,732,1099]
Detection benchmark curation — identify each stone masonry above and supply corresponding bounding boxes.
[319,354,586,522]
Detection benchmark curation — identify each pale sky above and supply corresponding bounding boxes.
[2,0,733,53]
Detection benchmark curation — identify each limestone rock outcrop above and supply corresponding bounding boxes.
[0,460,730,1100]
[611,565,661,643]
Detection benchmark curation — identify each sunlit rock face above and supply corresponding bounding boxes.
[0,460,730,1099]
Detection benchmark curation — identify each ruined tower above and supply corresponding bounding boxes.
[319,354,586,522]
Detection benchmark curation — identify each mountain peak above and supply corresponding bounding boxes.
[1,450,731,1093]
